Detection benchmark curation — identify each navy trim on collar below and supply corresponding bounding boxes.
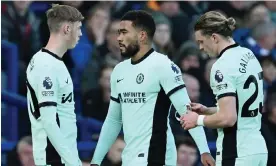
[41,48,62,61]
[131,48,154,65]
[218,43,239,58]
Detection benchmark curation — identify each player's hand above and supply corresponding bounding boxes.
[180,111,198,130]
[201,152,215,166]
[190,102,207,114]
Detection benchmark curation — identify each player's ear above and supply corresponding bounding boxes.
[211,33,219,44]
[139,31,147,43]
[62,23,71,35]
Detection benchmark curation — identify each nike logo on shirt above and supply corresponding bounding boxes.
[117,79,124,83]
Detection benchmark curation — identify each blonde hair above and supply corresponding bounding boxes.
[46,4,84,32]
[194,11,236,37]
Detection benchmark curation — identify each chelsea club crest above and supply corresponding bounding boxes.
[136,73,144,84]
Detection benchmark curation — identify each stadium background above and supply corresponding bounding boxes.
[1,1,276,166]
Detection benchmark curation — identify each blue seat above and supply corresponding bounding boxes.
[1,40,19,141]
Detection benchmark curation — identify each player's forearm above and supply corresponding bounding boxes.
[91,100,122,165]
[188,126,210,154]
[91,118,122,165]
[169,88,191,115]
[40,107,79,166]
[44,123,79,166]
[169,89,211,154]
[202,111,235,128]
[204,107,218,115]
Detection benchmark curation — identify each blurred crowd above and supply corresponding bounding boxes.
[1,1,276,166]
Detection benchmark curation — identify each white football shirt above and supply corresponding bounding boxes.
[26,48,80,166]
[91,48,210,166]
[210,44,268,161]
[111,48,202,165]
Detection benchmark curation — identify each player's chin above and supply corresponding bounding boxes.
[119,46,125,51]
[68,45,76,49]
[69,42,78,49]
[207,52,216,57]
[119,48,126,54]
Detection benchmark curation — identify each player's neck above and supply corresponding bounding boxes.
[131,45,152,62]
[217,38,236,57]
[45,35,68,58]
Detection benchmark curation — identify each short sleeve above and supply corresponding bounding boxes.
[110,68,120,103]
[210,64,236,100]
[35,67,58,106]
[159,60,185,96]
